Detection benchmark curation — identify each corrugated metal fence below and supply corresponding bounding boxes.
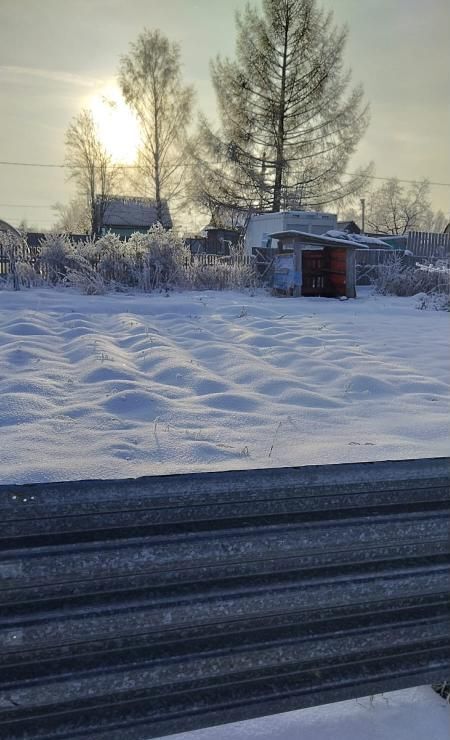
[1,458,449,740]
[355,249,416,285]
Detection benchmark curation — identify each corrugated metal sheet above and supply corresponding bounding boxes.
[0,457,449,739]
[407,231,450,260]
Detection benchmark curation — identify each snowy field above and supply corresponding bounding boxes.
[0,286,448,484]
[1,286,449,739]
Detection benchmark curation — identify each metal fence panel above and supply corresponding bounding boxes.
[0,457,449,739]
[407,231,450,260]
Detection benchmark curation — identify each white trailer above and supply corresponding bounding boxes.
[244,211,337,256]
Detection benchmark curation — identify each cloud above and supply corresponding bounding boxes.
[0,65,103,88]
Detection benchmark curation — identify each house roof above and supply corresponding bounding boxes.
[268,230,359,249]
[337,220,361,234]
[98,197,172,229]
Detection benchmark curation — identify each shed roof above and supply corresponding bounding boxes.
[268,230,359,249]
[0,218,21,236]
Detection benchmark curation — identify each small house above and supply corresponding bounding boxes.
[270,230,357,299]
[96,197,172,238]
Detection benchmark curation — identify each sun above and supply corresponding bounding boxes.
[89,84,140,164]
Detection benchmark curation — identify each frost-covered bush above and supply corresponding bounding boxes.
[1,226,260,295]
[0,230,30,289]
[136,225,190,291]
[91,233,135,285]
[39,234,78,283]
[72,228,190,290]
[74,236,99,264]
[187,256,259,291]
[64,265,107,295]
[15,262,45,289]
[373,253,450,305]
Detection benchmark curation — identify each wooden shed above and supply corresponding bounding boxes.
[270,230,357,299]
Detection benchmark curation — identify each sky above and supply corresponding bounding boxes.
[0,0,449,232]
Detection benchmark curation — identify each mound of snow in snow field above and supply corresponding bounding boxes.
[150,687,449,740]
[0,287,448,484]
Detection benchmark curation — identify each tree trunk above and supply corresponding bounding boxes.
[153,96,163,226]
[272,18,289,212]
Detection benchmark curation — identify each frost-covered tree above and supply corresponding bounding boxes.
[51,198,91,234]
[119,29,195,222]
[366,178,434,235]
[192,0,371,215]
[422,208,448,234]
[65,109,119,235]
[17,218,39,233]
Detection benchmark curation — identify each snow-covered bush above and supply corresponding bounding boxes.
[415,291,450,312]
[373,253,449,307]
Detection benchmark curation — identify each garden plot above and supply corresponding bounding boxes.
[0,286,448,484]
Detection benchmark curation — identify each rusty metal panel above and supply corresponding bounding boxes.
[0,458,449,739]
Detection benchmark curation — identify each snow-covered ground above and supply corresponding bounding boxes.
[153,687,449,740]
[0,287,448,484]
[1,286,449,739]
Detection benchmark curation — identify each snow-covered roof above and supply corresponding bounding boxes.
[99,197,172,229]
[268,230,360,248]
[324,230,393,249]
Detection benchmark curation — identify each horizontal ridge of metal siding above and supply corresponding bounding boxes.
[0,457,449,739]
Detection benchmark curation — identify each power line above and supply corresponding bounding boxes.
[0,161,66,169]
[0,203,55,208]
[345,173,450,188]
[0,159,449,188]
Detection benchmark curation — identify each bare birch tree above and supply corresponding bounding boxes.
[192,0,371,216]
[366,178,433,235]
[51,198,91,234]
[65,109,119,235]
[119,29,194,223]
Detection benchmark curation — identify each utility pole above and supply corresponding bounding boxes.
[360,198,366,234]
[259,151,266,210]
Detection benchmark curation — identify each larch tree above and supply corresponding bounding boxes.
[65,109,119,236]
[118,29,194,224]
[192,0,371,217]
